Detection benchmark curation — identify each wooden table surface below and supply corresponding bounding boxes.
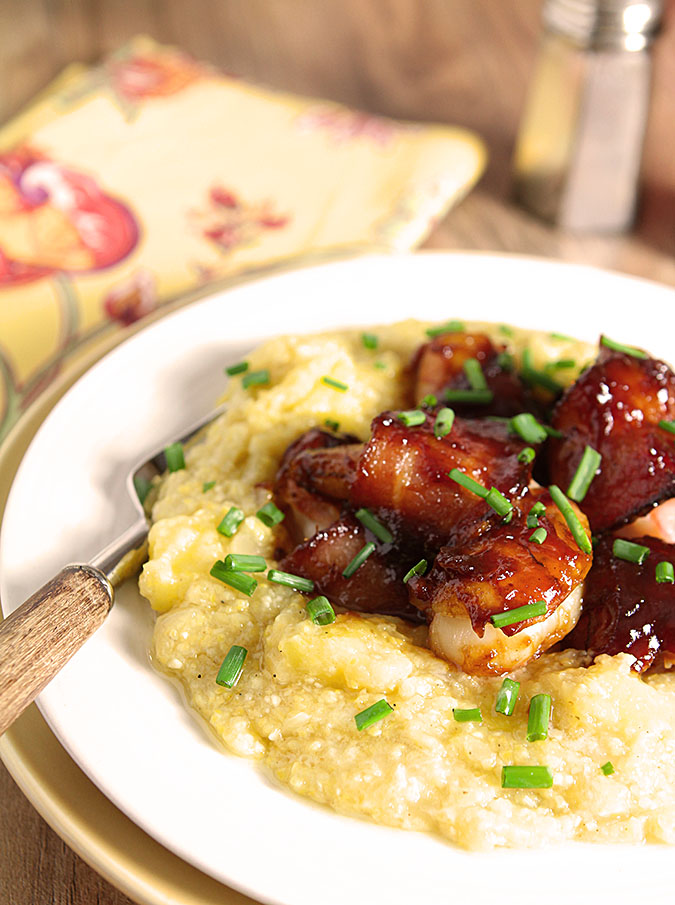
[2,2,674,903]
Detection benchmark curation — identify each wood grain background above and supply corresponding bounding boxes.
[1,2,674,903]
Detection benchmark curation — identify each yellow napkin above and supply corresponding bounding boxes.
[0,37,485,442]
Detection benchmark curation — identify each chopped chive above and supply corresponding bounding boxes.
[225,361,249,376]
[355,507,394,544]
[425,319,465,338]
[510,413,547,445]
[499,324,514,337]
[495,678,520,716]
[486,487,513,519]
[324,419,340,432]
[217,506,244,537]
[267,569,315,592]
[502,765,553,789]
[530,501,546,516]
[656,561,674,583]
[434,407,455,438]
[374,361,387,370]
[242,369,270,389]
[321,376,348,392]
[133,475,152,505]
[453,707,482,723]
[355,699,394,731]
[256,501,285,527]
[448,468,489,498]
[566,445,602,503]
[601,336,647,359]
[306,595,336,625]
[548,485,592,554]
[216,645,247,687]
[463,358,488,391]
[529,527,547,544]
[545,358,576,371]
[403,559,428,583]
[444,387,494,405]
[164,442,185,472]
[601,761,615,776]
[491,600,547,629]
[550,332,574,342]
[612,538,650,565]
[521,349,562,394]
[526,513,540,529]
[543,424,563,438]
[527,693,552,742]
[398,409,426,427]
[658,419,675,435]
[223,553,267,572]
[202,480,216,492]
[421,393,438,407]
[361,332,378,350]
[342,542,376,578]
[497,351,514,370]
[210,561,257,596]
[518,446,536,465]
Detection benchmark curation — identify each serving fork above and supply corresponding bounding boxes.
[0,406,222,736]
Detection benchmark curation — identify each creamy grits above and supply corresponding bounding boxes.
[139,321,675,850]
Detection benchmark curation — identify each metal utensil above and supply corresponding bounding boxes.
[0,406,223,735]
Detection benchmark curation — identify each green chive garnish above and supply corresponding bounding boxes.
[491,600,547,629]
[656,561,674,583]
[164,442,185,472]
[398,409,426,427]
[216,645,247,688]
[133,475,152,505]
[529,527,547,544]
[499,324,514,337]
[495,678,520,716]
[601,336,647,359]
[342,542,376,578]
[242,369,270,389]
[497,351,514,370]
[361,332,378,350]
[550,332,574,342]
[374,361,387,370]
[463,358,488,391]
[202,480,216,492]
[225,361,249,376]
[217,506,244,537]
[521,349,562,394]
[546,358,576,371]
[601,761,615,776]
[448,468,489,498]
[658,420,675,435]
[526,514,539,529]
[306,595,336,625]
[444,388,494,405]
[321,376,348,392]
[355,699,394,731]
[421,393,438,407]
[223,553,267,572]
[527,693,551,742]
[612,538,650,565]
[355,508,394,544]
[518,447,536,465]
[566,445,602,503]
[502,766,553,789]
[548,485,592,554]
[210,561,257,596]
[267,569,315,592]
[486,487,513,519]
[510,413,547,444]
[530,501,546,516]
[256,501,285,527]
[403,559,428,583]
[425,320,465,338]
[434,407,455,438]
[453,707,482,723]
[324,419,340,432]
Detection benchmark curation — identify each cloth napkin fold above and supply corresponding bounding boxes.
[0,36,485,442]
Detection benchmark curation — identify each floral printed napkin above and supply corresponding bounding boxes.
[0,36,485,442]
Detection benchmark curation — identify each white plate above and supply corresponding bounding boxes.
[2,252,674,905]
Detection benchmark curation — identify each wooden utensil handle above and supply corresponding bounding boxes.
[0,564,113,735]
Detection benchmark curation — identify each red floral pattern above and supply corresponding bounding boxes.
[193,186,290,254]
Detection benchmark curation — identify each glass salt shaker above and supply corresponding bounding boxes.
[513,0,663,233]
